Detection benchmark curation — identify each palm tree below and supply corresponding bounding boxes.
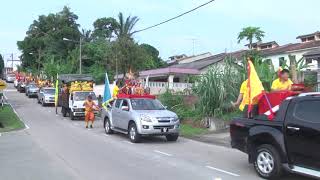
[115,12,139,40]
[237,27,265,49]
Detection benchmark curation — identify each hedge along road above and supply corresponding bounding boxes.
[1,84,311,180]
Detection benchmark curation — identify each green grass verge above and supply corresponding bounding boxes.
[0,105,25,132]
[180,124,208,137]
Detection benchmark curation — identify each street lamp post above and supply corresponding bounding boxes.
[63,37,82,74]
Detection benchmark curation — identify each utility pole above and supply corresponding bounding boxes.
[11,53,13,68]
[7,53,20,71]
[79,37,82,74]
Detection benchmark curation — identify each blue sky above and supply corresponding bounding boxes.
[1,0,319,65]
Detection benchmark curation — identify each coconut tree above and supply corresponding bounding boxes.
[115,12,139,40]
[113,12,140,78]
[237,27,265,49]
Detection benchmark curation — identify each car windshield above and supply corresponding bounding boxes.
[29,84,37,88]
[43,89,55,95]
[130,99,165,110]
[73,92,97,101]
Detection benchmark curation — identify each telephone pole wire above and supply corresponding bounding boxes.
[134,0,215,33]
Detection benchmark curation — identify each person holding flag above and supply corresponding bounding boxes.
[232,57,265,118]
[101,72,120,111]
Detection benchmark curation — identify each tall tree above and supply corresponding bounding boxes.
[237,26,265,49]
[115,12,139,40]
[81,29,93,42]
[17,6,80,73]
[0,54,4,75]
[113,12,140,76]
[92,17,118,41]
[140,44,166,69]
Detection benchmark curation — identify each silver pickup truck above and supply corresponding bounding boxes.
[102,97,180,143]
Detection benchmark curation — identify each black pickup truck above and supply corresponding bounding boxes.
[230,93,320,179]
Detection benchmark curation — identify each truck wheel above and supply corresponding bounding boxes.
[254,144,282,179]
[128,123,141,143]
[104,118,113,134]
[166,134,179,142]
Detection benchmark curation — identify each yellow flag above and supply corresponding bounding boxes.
[247,60,264,111]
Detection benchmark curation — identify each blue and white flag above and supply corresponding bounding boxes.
[103,73,111,102]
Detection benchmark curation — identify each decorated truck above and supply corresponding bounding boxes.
[58,74,98,120]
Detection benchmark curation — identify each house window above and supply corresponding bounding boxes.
[306,59,312,64]
[279,57,286,67]
[301,38,307,42]
[307,36,315,41]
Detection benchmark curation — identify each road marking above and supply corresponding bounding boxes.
[154,150,172,157]
[214,178,222,180]
[3,89,16,92]
[123,140,134,144]
[206,166,240,177]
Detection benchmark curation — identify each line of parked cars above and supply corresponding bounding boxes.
[14,81,56,107]
[13,74,181,144]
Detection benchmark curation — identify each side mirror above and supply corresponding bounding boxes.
[121,106,129,111]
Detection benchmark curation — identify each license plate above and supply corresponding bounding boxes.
[162,128,168,132]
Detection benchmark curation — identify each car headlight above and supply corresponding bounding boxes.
[171,117,179,122]
[140,114,153,122]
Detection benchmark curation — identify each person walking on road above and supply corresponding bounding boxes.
[83,95,99,128]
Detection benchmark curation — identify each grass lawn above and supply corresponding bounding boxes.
[0,105,25,132]
[180,124,208,137]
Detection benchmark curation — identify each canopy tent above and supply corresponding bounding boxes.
[58,74,94,84]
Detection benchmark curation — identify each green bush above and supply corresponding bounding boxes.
[158,90,201,121]
[193,57,244,118]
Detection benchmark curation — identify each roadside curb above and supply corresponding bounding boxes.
[0,93,30,136]
[182,130,231,148]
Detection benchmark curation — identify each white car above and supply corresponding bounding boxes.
[6,74,16,83]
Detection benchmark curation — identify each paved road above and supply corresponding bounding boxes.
[0,84,313,180]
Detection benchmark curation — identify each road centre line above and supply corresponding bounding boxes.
[154,150,172,156]
[206,166,240,177]
[3,89,16,92]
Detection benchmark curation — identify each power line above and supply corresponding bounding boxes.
[133,0,215,33]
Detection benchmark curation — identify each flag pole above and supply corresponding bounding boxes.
[55,74,59,114]
[263,92,275,120]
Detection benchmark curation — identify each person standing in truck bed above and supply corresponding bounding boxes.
[271,69,293,91]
